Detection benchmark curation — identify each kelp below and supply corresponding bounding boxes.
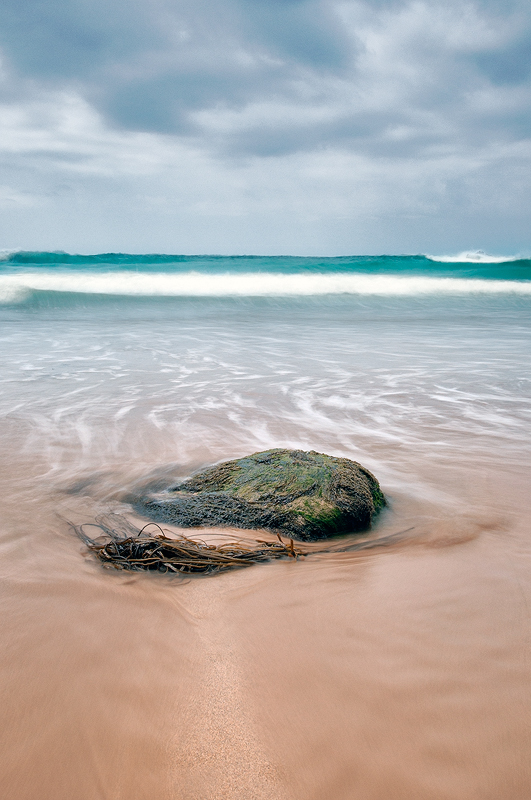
[72,514,412,577]
[73,515,299,575]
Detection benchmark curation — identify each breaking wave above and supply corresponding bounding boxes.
[426,251,521,264]
[1,270,530,304]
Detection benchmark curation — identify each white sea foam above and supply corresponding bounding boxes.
[0,282,32,303]
[0,271,531,302]
[426,251,520,264]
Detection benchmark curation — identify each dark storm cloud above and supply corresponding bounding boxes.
[0,0,351,85]
[0,0,530,158]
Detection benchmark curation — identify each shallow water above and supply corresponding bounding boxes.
[0,270,530,798]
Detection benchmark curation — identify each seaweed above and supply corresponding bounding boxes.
[72,515,299,575]
[71,513,412,578]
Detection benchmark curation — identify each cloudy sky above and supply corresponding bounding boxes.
[0,0,529,254]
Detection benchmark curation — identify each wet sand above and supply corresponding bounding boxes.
[0,444,530,800]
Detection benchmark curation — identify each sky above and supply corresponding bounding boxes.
[0,0,530,255]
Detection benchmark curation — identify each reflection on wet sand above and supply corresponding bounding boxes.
[0,446,530,799]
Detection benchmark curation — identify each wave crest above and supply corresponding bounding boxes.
[0,271,530,303]
[426,251,520,264]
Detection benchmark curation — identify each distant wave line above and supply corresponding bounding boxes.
[1,271,531,302]
[1,250,526,266]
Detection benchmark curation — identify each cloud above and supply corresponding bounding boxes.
[0,85,529,255]
[0,0,529,253]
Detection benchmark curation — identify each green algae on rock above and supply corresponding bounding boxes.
[138,449,385,542]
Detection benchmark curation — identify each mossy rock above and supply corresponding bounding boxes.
[138,449,385,542]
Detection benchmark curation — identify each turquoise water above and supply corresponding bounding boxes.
[0,251,530,308]
[2,250,530,277]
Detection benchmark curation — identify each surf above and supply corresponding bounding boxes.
[1,269,531,304]
[426,250,522,264]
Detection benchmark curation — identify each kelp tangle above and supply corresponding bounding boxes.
[137,448,385,542]
[73,515,411,577]
[74,515,300,575]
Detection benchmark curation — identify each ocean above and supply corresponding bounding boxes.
[1,251,530,799]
